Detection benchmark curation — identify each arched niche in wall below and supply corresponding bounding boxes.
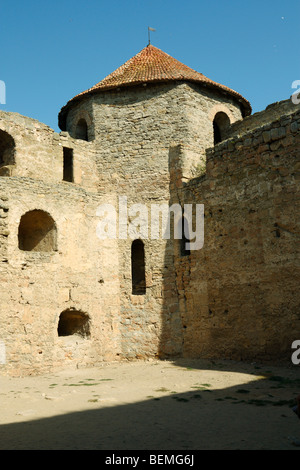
[57,309,91,338]
[131,239,146,295]
[213,112,231,145]
[0,129,15,166]
[72,110,94,142]
[18,209,57,252]
[213,111,230,145]
[75,118,89,141]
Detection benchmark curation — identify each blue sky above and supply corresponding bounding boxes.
[0,0,299,132]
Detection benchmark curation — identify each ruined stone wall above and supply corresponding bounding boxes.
[0,176,121,376]
[228,99,297,138]
[2,81,297,375]
[0,111,121,376]
[177,103,300,362]
[0,110,98,192]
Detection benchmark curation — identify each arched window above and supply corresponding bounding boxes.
[18,210,57,252]
[0,129,15,166]
[57,309,90,338]
[75,118,88,141]
[213,112,230,145]
[131,239,146,295]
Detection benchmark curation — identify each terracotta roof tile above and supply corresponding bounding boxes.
[59,45,251,129]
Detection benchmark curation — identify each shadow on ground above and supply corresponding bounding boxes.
[0,359,299,450]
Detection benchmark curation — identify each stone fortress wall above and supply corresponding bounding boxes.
[0,54,299,376]
[176,100,300,362]
[64,82,244,362]
[0,112,121,376]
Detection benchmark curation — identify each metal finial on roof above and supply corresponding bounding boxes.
[148,26,156,45]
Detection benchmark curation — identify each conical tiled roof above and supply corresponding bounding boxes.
[58,45,251,129]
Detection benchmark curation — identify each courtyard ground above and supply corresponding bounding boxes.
[0,358,299,450]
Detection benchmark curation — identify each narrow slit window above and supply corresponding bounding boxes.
[63,147,74,182]
[131,240,146,295]
[180,216,191,257]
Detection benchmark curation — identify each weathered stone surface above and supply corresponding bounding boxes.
[179,104,300,362]
[0,70,299,376]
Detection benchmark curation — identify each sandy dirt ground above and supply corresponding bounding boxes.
[0,358,299,450]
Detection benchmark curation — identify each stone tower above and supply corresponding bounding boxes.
[1,44,298,376]
[56,44,251,361]
[59,44,251,178]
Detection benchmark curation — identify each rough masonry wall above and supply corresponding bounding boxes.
[0,110,98,192]
[178,103,300,362]
[91,83,189,359]
[228,99,298,138]
[2,81,296,375]
[0,177,121,376]
[63,82,246,360]
[181,83,243,176]
[0,111,121,376]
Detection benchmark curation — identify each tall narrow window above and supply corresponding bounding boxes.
[131,240,146,295]
[180,216,191,257]
[75,118,88,141]
[63,147,73,182]
[213,112,230,145]
[213,120,222,145]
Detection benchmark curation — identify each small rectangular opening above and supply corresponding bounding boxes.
[131,240,146,295]
[180,214,191,257]
[63,147,74,182]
